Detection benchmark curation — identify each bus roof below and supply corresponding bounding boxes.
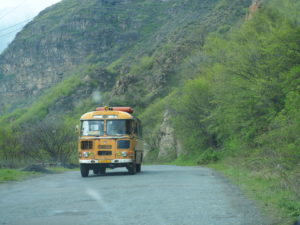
[96,107,133,114]
[80,110,134,120]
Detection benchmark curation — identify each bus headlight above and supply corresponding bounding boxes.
[121,152,127,157]
[83,152,89,158]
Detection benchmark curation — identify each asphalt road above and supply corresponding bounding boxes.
[0,165,269,225]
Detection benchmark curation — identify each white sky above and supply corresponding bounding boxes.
[0,0,62,53]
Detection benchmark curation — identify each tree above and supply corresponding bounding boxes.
[0,128,21,168]
[21,119,77,165]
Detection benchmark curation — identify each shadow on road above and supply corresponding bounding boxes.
[85,168,183,178]
[90,171,131,177]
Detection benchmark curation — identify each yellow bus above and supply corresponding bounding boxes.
[78,107,143,177]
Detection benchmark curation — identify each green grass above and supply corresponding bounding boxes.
[0,167,79,183]
[170,153,299,224]
[207,159,300,225]
[0,169,38,183]
[171,150,221,166]
[171,153,202,166]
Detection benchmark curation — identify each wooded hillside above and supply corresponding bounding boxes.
[0,0,299,222]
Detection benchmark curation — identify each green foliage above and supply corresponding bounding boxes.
[173,150,221,166]
[130,56,154,75]
[209,161,300,224]
[0,64,105,167]
[197,150,221,164]
[0,63,108,127]
[170,78,215,153]
[14,74,82,125]
[170,0,300,153]
[1,3,299,224]
[139,97,168,154]
[106,57,124,74]
[280,200,300,217]
[143,148,160,164]
[21,119,77,164]
[0,169,37,183]
[167,2,300,222]
[172,153,201,166]
[63,98,96,127]
[0,127,22,168]
[205,10,300,143]
[255,84,300,174]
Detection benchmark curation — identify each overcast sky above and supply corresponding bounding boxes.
[0,0,62,53]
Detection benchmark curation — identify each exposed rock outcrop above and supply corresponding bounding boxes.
[0,0,164,113]
[246,0,262,20]
[157,111,183,161]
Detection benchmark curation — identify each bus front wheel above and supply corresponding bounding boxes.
[80,164,89,177]
[93,168,99,174]
[127,163,136,175]
[99,167,106,175]
[136,164,141,173]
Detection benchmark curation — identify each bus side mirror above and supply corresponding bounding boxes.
[75,125,79,133]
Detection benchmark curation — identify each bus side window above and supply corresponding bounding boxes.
[82,121,89,136]
[137,122,143,138]
[126,120,133,135]
[133,121,138,135]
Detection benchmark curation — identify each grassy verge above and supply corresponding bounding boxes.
[171,151,217,166]
[207,159,299,225]
[0,166,79,183]
[169,153,299,225]
[0,169,38,183]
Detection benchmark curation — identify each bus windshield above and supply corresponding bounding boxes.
[81,120,104,136]
[107,120,131,136]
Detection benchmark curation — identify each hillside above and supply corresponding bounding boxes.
[0,0,299,223]
[141,0,300,223]
[0,0,251,129]
[0,0,246,113]
[0,0,255,169]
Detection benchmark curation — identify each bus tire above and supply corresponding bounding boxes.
[136,164,141,173]
[99,167,106,175]
[93,168,99,175]
[127,163,136,175]
[80,164,89,177]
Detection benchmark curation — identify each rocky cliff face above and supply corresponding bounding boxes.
[0,0,253,115]
[246,0,262,20]
[0,0,190,113]
[157,111,183,160]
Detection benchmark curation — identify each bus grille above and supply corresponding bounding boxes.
[81,141,93,149]
[98,145,112,149]
[117,140,130,149]
[98,151,112,156]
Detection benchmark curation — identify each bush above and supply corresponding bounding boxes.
[197,150,221,165]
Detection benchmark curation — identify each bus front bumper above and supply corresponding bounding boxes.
[79,159,133,164]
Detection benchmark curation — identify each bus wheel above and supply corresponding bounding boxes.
[136,164,141,173]
[99,167,106,175]
[93,168,99,175]
[127,163,136,175]
[80,164,89,177]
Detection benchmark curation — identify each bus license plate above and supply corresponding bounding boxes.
[98,160,111,163]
